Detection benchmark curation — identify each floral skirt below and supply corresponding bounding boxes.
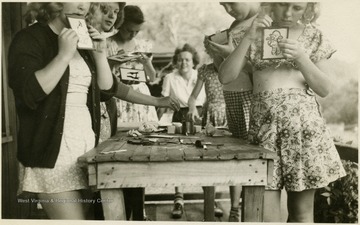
[248,88,346,191]
[116,83,158,125]
[18,104,95,194]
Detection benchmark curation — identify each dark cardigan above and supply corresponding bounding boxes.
[8,23,117,168]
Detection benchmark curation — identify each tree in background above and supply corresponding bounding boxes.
[136,2,232,63]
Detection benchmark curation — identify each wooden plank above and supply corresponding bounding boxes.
[100,189,126,220]
[202,146,221,160]
[130,145,151,161]
[97,160,268,189]
[149,145,168,161]
[94,141,131,162]
[217,148,239,160]
[241,186,264,222]
[203,186,215,221]
[165,145,184,161]
[267,159,275,185]
[88,163,97,187]
[183,146,203,161]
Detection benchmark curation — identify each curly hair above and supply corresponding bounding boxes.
[24,2,64,25]
[270,2,321,25]
[87,2,126,30]
[172,43,200,69]
[123,5,145,25]
[301,2,321,24]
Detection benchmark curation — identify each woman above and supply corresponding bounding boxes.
[9,2,117,219]
[161,43,206,219]
[107,5,159,125]
[87,3,180,141]
[87,3,180,220]
[162,44,206,123]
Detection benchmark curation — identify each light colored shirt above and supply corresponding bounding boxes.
[162,69,206,108]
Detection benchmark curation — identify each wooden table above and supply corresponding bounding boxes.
[78,131,277,222]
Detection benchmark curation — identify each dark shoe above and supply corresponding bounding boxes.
[228,208,240,222]
[172,202,184,219]
[214,202,223,217]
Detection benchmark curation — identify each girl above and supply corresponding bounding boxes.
[9,2,117,219]
[87,3,180,143]
[87,3,180,220]
[205,2,260,222]
[187,61,227,127]
[107,5,159,125]
[220,2,346,222]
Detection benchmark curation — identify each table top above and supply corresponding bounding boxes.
[78,131,277,164]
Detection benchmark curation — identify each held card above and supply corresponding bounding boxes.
[66,14,94,50]
[209,29,228,45]
[119,68,147,82]
[261,27,289,59]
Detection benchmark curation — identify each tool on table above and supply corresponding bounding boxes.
[145,134,200,139]
[194,140,224,150]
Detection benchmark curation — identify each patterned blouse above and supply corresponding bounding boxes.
[247,24,336,71]
[198,64,227,127]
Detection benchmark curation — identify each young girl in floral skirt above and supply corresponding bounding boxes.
[220,2,346,222]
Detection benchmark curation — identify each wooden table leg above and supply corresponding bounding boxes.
[241,186,265,222]
[100,189,126,220]
[203,186,215,221]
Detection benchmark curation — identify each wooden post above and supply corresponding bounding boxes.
[203,186,215,221]
[241,186,265,222]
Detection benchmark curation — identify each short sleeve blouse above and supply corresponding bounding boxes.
[247,24,336,71]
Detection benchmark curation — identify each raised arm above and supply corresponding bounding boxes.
[138,53,157,82]
[88,25,113,90]
[36,29,79,95]
[219,15,272,84]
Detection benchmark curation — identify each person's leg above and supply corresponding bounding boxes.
[172,186,184,218]
[263,190,281,222]
[228,185,242,222]
[37,190,87,219]
[287,189,316,222]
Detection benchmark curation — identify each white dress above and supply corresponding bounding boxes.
[18,51,95,194]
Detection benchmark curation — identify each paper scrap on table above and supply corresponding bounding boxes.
[100,149,127,154]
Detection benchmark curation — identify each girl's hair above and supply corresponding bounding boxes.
[87,2,126,29]
[24,3,64,25]
[123,5,145,25]
[269,2,321,25]
[301,2,321,24]
[172,43,200,69]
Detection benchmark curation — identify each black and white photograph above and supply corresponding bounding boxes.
[1,1,359,224]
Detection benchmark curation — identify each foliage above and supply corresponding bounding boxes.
[314,160,358,223]
[318,59,359,126]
